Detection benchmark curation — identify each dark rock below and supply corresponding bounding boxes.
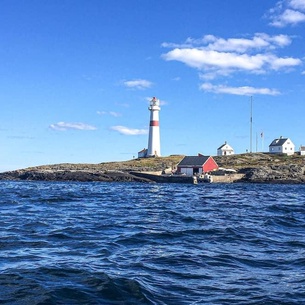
[0,170,154,183]
[238,164,305,183]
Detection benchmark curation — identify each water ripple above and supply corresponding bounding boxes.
[0,181,305,304]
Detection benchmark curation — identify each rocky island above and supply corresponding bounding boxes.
[0,153,304,184]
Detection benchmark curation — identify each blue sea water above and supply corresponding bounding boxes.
[0,181,305,305]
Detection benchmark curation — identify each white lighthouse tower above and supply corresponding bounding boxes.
[147,97,161,157]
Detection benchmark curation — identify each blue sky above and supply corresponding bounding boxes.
[1,0,305,171]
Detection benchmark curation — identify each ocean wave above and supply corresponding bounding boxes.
[0,181,305,304]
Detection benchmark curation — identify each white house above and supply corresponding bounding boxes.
[299,146,305,156]
[269,137,295,155]
[217,142,234,156]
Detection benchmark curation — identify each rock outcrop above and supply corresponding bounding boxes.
[0,170,155,183]
[238,164,305,183]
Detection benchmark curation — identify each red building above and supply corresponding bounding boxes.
[177,155,218,176]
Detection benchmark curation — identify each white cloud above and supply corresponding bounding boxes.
[270,34,292,47]
[162,27,302,97]
[271,8,305,26]
[268,0,305,27]
[97,111,121,117]
[110,125,148,135]
[164,33,292,53]
[163,48,260,70]
[200,83,281,96]
[109,111,121,117]
[49,122,97,131]
[290,0,305,11]
[162,33,301,80]
[162,48,300,78]
[269,55,302,70]
[123,79,153,89]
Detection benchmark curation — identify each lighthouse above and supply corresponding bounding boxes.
[147,97,161,157]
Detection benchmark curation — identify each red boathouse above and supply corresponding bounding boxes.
[177,155,219,176]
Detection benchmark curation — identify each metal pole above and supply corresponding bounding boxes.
[250,96,253,153]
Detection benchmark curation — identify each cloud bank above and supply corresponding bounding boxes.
[111,125,148,136]
[162,31,302,95]
[200,83,281,96]
[49,122,97,131]
[267,0,305,27]
[162,33,300,79]
[123,79,153,90]
[97,111,122,117]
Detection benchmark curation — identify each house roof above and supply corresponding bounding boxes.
[177,156,211,167]
[217,143,233,150]
[269,138,289,147]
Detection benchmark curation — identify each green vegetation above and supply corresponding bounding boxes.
[27,155,185,172]
[214,153,305,170]
[25,153,304,173]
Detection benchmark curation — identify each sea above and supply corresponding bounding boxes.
[0,181,305,305]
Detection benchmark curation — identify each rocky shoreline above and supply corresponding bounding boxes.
[0,169,154,183]
[238,164,305,184]
[0,153,304,184]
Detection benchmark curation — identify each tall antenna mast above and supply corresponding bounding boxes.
[250,96,253,153]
